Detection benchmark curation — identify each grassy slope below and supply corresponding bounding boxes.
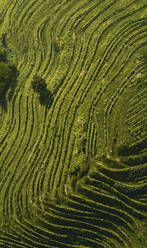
[0,0,147,247]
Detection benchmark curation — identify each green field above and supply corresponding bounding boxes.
[0,0,147,247]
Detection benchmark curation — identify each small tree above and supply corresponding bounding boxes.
[31,75,47,93]
[31,75,54,107]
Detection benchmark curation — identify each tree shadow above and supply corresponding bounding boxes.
[0,56,19,111]
[7,77,18,101]
[0,71,19,112]
[39,88,54,108]
[0,96,7,112]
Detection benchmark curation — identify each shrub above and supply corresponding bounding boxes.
[31,75,54,107]
[31,75,47,93]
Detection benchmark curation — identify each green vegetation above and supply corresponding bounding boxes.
[0,0,146,247]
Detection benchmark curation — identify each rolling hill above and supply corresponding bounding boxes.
[0,0,147,247]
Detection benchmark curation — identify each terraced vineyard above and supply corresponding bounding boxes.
[0,0,147,247]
